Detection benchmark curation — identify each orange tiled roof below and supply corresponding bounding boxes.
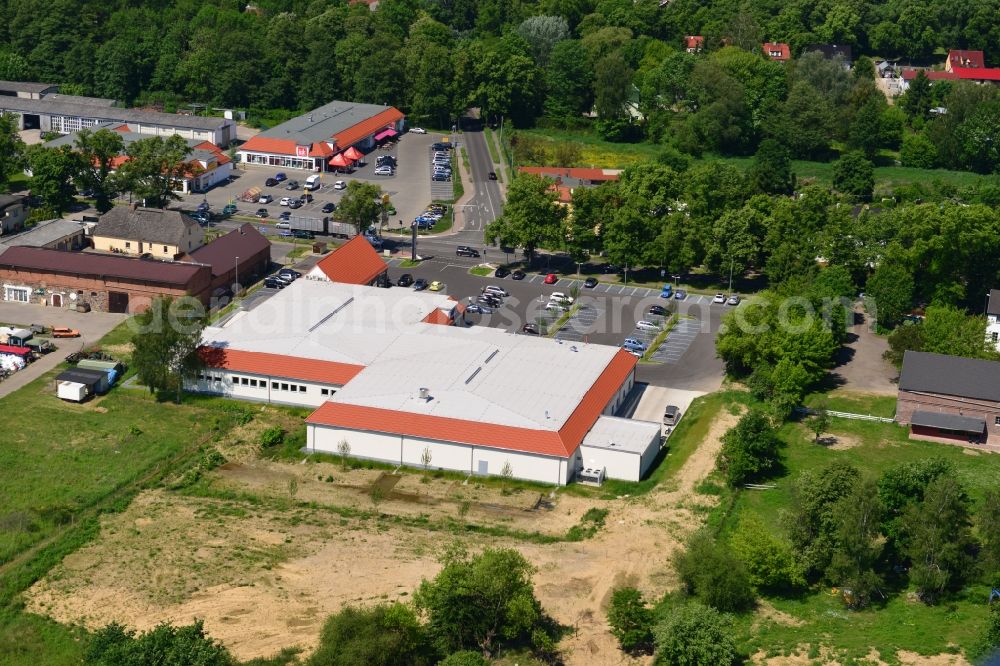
[763,42,791,61]
[239,135,298,155]
[306,348,637,458]
[199,347,364,385]
[422,309,452,325]
[314,235,387,285]
[685,36,704,49]
[517,166,620,182]
[332,107,405,150]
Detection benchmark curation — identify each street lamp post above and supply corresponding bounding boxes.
[728,259,734,296]
[234,255,239,299]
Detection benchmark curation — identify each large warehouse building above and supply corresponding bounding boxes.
[190,242,661,485]
[237,100,404,171]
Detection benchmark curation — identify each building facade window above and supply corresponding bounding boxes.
[2,285,30,303]
[995,416,1000,426]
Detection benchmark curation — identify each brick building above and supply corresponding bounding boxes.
[896,350,1000,447]
[0,246,211,313]
[182,223,271,294]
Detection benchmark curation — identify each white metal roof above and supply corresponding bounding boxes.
[581,416,662,454]
[202,277,458,366]
[329,323,619,430]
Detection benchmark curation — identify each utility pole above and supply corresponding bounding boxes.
[234,256,239,299]
[728,258,734,296]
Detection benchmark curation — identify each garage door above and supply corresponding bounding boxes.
[108,291,129,313]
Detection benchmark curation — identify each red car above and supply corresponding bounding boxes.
[543,273,558,284]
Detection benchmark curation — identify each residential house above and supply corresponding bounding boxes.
[0,195,29,236]
[896,350,1000,447]
[985,289,1000,350]
[92,205,203,260]
[0,218,86,255]
[685,36,704,54]
[762,42,791,62]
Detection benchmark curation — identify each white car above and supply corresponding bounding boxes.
[545,301,569,311]
[410,127,427,134]
[258,194,273,204]
[483,285,509,297]
[550,292,574,304]
[279,197,291,206]
[333,180,347,190]
[374,166,394,176]
[712,293,726,304]
[635,320,660,331]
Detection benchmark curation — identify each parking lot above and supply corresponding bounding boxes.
[172,130,450,235]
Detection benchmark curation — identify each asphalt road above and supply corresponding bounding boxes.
[456,119,504,234]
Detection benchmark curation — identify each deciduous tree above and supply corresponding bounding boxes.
[25,145,84,215]
[307,603,435,666]
[832,151,874,201]
[337,181,384,235]
[653,602,739,666]
[607,587,653,654]
[74,127,125,213]
[484,173,565,264]
[117,134,192,209]
[0,112,25,192]
[717,410,782,487]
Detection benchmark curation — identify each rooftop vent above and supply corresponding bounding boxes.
[465,367,482,385]
[419,387,430,400]
[485,349,499,364]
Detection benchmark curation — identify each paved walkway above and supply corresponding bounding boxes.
[0,303,126,400]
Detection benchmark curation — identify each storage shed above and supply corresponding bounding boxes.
[55,367,110,401]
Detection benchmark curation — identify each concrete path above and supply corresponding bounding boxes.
[0,303,126,400]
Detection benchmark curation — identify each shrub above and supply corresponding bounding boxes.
[730,515,805,592]
[85,620,235,665]
[717,410,781,487]
[438,652,487,666]
[260,426,285,448]
[607,587,654,654]
[673,530,755,612]
[653,602,739,665]
[307,603,435,666]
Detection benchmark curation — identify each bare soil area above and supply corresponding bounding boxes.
[24,408,742,663]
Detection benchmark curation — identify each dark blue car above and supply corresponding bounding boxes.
[274,172,288,182]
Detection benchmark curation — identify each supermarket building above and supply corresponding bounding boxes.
[237,100,405,171]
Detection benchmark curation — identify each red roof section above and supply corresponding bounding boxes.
[763,42,791,61]
[239,135,297,155]
[517,166,620,182]
[332,107,405,150]
[422,309,452,325]
[953,66,1000,81]
[685,36,704,49]
[949,49,985,69]
[0,344,31,357]
[306,348,637,458]
[901,68,959,81]
[314,235,387,285]
[199,347,364,385]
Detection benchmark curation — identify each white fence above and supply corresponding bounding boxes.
[796,407,895,423]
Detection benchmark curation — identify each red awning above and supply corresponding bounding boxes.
[343,146,364,161]
[329,153,352,167]
[374,128,398,141]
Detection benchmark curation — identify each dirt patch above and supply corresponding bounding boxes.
[752,600,805,631]
[27,409,743,663]
[896,651,969,666]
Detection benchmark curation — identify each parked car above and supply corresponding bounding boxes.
[321,202,336,213]
[376,155,397,167]
[273,172,287,182]
[549,292,573,304]
[478,293,501,306]
[222,203,238,215]
[292,230,314,240]
[543,273,558,284]
[545,300,568,311]
[521,323,539,335]
[467,303,492,314]
[255,208,269,218]
[259,194,273,204]
[197,201,210,213]
[413,278,429,291]
[484,285,509,297]
[279,197,291,206]
[50,327,80,338]
[432,174,451,181]
[648,304,669,316]
[511,270,525,280]
[264,277,285,289]
[494,266,511,278]
[265,178,279,187]
[276,221,291,230]
[660,284,673,298]
[636,320,660,331]
[299,193,313,203]
[397,273,414,287]
[278,211,291,220]
[190,212,210,225]
[488,171,497,180]
[712,293,726,304]
[285,180,299,190]
[432,142,452,151]
[674,289,687,300]
[374,165,394,176]
[663,405,681,426]
[429,280,444,291]
[727,294,741,306]
[410,127,427,134]
[456,246,480,258]
[288,199,302,209]
[278,269,301,281]
[334,180,347,190]
[623,337,648,351]
[584,277,598,288]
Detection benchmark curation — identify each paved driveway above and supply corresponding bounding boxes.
[830,308,898,394]
[0,303,126,400]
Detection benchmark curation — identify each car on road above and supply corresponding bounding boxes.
[285,180,299,190]
[648,304,670,316]
[273,172,288,182]
[521,323,539,335]
[263,277,286,289]
[727,294,741,306]
[255,208,269,218]
[278,269,301,281]
[397,274,414,287]
[321,202,336,213]
[623,337,648,351]
[413,278,429,291]
[712,293,726,304]
[429,281,444,291]
[456,246,480,258]
[511,270,525,280]
[549,292,573,304]
[279,197,291,206]
[265,178,279,187]
[674,289,687,300]
[635,320,660,331]
[293,230,315,240]
[484,285,509,297]
[374,165,394,176]
[543,273,558,284]
[409,127,427,134]
[660,284,673,298]
[494,266,511,278]
[259,194,273,204]
[584,277,598,288]
[467,303,492,314]
[488,171,497,180]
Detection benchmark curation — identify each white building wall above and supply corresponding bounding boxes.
[603,369,635,416]
[187,369,340,407]
[578,445,641,482]
[987,315,1000,351]
[401,436,472,472]
[311,426,402,462]
[472,447,564,485]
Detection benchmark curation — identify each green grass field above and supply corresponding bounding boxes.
[716,402,1000,661]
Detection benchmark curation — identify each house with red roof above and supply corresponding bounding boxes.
[899,49,1000,92]
[685,36,704,53]
[307,235,389,287]
[238,100,405,172]
[763,42,791,62]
